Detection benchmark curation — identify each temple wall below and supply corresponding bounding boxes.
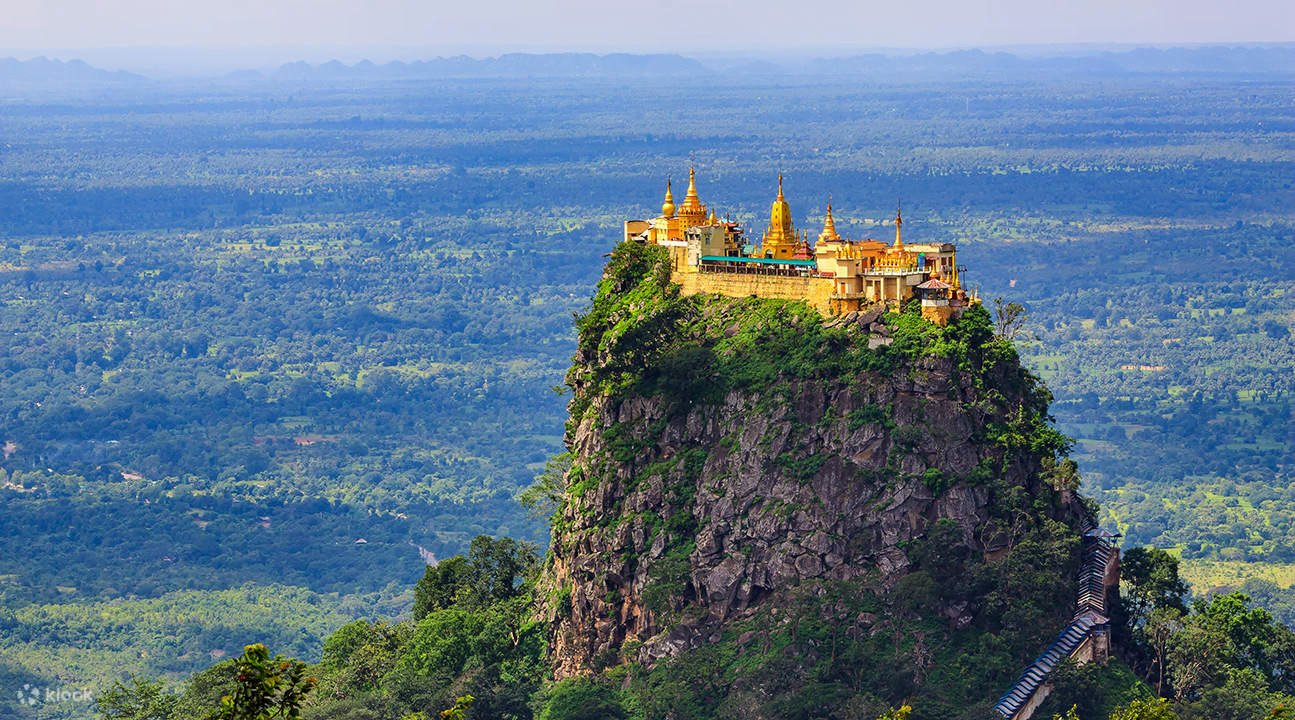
[674,271,836,315]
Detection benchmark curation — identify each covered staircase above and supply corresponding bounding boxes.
[991,520,1120,720]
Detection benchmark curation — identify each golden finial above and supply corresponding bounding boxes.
[820,195,841,242]
[661,177,676,217]
[683,165,701,208]
[677,164,706,223]
[766,172,794,246]
[894,199,904,247]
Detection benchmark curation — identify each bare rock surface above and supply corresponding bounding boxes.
[539,346,1083,679]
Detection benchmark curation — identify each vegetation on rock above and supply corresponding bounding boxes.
[539,239,1089,717]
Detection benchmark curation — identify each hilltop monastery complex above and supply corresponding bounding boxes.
[624,168,979,325]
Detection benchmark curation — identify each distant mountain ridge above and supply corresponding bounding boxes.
[2,45,1291,90]
[262,46,1295,80]
[271,52,708,79]
[0,56,145,86]
[806,45,1295,76]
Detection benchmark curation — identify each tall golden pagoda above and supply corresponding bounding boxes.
[760,174,799,259]
[677,166,708,228]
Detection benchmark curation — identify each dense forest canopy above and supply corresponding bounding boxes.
[0,62,1291,717]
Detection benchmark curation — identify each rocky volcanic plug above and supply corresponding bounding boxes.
[535,242,1090,715]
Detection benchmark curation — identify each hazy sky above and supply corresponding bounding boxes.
[4,0,1293,58]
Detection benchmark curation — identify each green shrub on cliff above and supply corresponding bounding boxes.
[291,535,548,720]
[534,677,629,720]
[569,240,1064,451]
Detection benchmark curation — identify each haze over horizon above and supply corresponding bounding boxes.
[4,0,1294,75]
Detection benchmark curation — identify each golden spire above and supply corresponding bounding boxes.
[678,165,707,226]
[682,166,701,210]
[818,195,841,243]
[893,199,904,248]
[661,178,676,217]
[761,172,797,258]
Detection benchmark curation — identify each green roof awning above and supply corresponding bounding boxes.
[700,256,817,267]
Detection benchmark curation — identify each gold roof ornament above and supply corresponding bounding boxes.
[893,199,904,248]
[678,165,708,225]
[682,167,702,210]
[661,178,676,217]
[766,173,795,245]
[818,196,841,243]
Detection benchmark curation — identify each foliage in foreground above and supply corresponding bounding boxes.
[94,546,1295,720]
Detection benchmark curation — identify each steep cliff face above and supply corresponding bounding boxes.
[538,242,1089,714]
